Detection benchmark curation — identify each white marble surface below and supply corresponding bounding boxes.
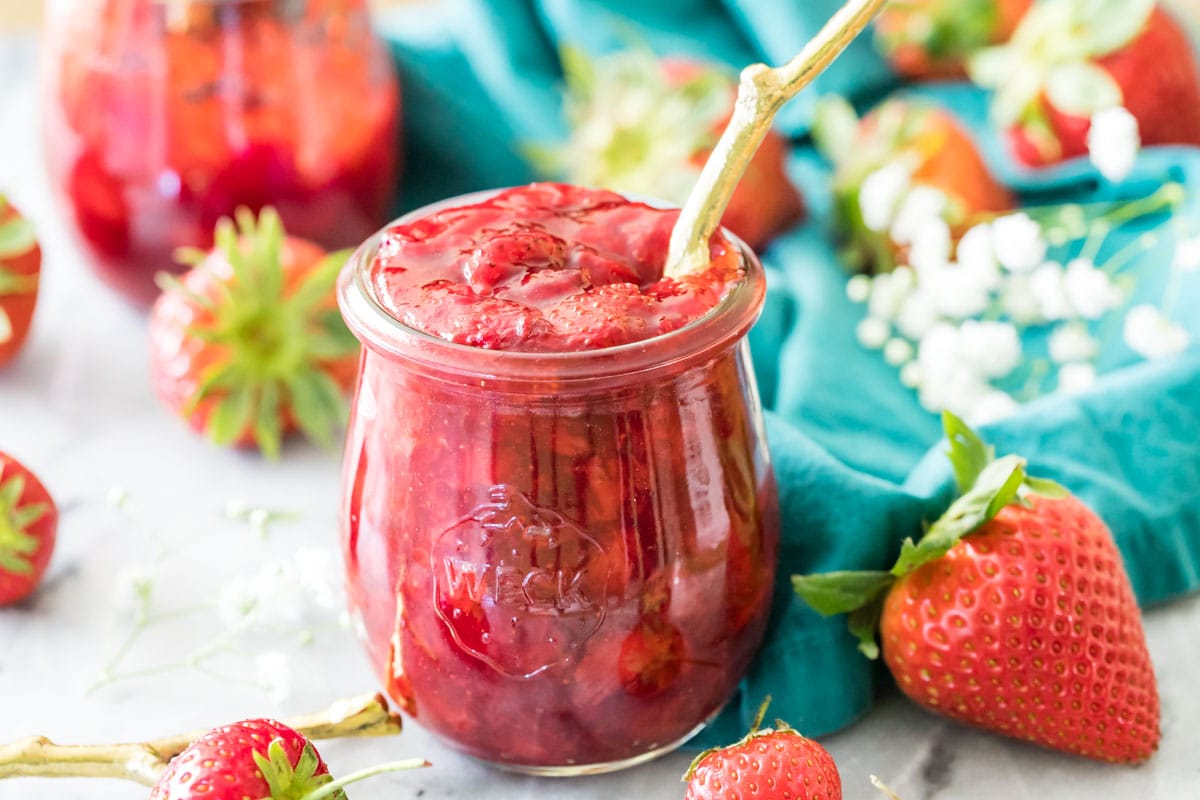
[2,33,1200,800]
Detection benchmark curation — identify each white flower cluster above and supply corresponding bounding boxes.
[850,171,1194,420]
[1088,106,1140,184]
[217,547,341,632]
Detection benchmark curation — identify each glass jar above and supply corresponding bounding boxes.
[41,0,400,304]
[337,193,780,774]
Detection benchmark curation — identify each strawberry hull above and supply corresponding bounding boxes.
[338,185,778,772]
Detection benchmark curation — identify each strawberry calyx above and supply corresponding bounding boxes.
[0,467,49,578]
[253,739,343,800]
[792,411,1066,657]
[161,207,356,458]
[968,0,1154,160]
[529,46,734,206]
[682,713,800,782]
[876,0,1001,64]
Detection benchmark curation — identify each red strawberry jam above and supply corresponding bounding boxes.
[339,183,778,772]
[42,0,399,305]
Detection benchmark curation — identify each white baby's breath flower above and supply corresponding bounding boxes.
[1173,235,1200,273]
[896,288,939,339]
[956,222,998,275]
[1057,362,1098,394]
[113,564,155,617]
[291,548,339,611]
[957,320,1022,379]
[860,163,913,233]
[926,264,991,320]
[1087,106,1140,183]
[217,573,261,629]
[868,267,915,321]
[1029,262,1074,321]
[1049,322,1100,363]
[846,274,872,303]
[1124,305,1190,359]
[899,361,922,387]
[992,213,1048,273]
[891,186,948,246]
[999,275,1043,325]
[857,317,890,349]
[1064,258,1123,319]
[907,217,953,277]
[968,390,1019,426]
[884,337,914,366]
[255,651,294,705]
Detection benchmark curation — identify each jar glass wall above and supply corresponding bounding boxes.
[41,0,400,304]
[337,194,780,774]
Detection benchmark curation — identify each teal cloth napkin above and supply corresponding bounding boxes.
[376,1,1200,742]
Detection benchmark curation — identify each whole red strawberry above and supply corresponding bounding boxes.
[148,207,359,457]
[970,0,1200,166]
[151,719,342,800]
[0,195,41,367]
[684,721,842,800]
[533,47,804,251]
[0,451,57,606]
[794,412,1160,764]
[875,0,1033,80]
[815,97,1014,273]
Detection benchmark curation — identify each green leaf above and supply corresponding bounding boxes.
[892,455,1027,576]
[812,95,860,167]
[791,570,894,616]
[253,380,284,459]
[848,602,883,659]
[289,250,350,312]
[0,216,37,259]
[207,384,257,446]
[285,369,346,449]
[942,410,994,493]
[1045,61,1123,117]
[1023,475,1069,498]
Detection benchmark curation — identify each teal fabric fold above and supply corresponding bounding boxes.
[378,1,1200,742]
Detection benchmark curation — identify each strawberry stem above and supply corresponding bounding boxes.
[298,758,431,800]
[0,693,403,786]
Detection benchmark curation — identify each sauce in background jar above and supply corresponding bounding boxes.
[42,0,399,304]
[338,184,779,774]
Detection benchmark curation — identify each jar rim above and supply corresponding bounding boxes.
[337,188,767,383]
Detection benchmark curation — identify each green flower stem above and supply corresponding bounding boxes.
[0,694,403,785]
[664,0,886,277]
[300,759,431,800]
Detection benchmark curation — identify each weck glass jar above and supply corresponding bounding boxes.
[337,186,779,774]
[41,0,400,304]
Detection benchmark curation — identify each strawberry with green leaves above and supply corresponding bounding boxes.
[0,452,57,606]
[794,412,1160,764]
[684,713,841,800]
[533,47,804,252]
[874,0,1033,80]
[815,97,1013,273]
[148,207,359,457]
[150,718,427,800]
[0,195,41,367]
[970,0,1200,166]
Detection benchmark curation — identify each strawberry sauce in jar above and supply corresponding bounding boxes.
[42,0,399,305]
[338,183,778,774]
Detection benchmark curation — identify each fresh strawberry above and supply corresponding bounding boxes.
[0,195,41,367]
[148,207,359,457]
[151,720,341,800]
[532,47,804,251]
[875,0,1033,79]
[0,451,57,606]
[970,0,1200,166]
[684,719,842,800]
[814,97,1014,272]
[794,412,1160,764]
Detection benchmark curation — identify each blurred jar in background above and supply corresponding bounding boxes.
[41,0,400,304]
